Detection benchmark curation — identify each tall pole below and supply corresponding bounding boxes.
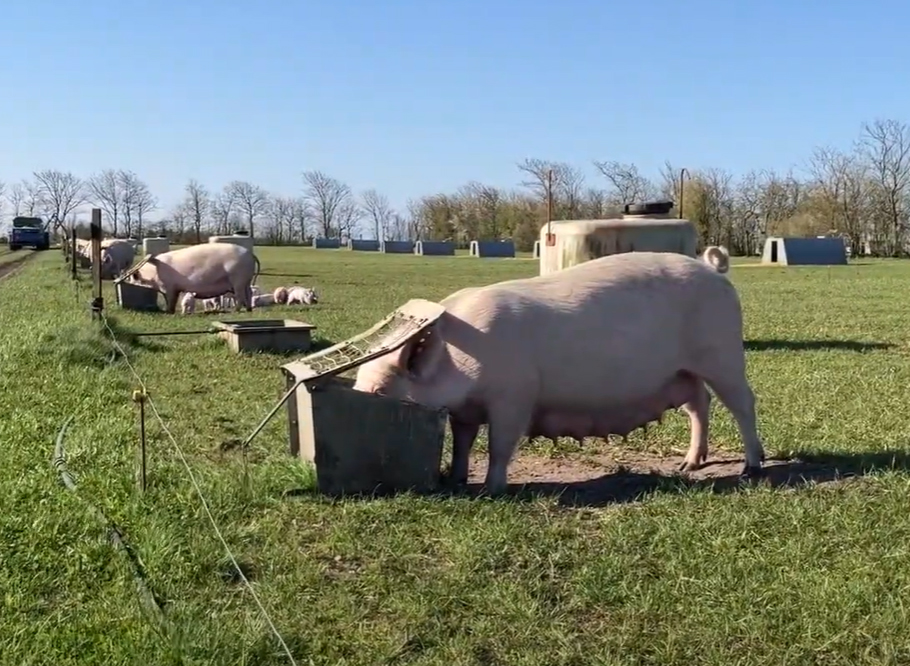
[545,169,555,244]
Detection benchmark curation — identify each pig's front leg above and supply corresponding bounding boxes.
[448,417,480,486]
[164,289,180,314]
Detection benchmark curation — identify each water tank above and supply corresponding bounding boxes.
[538,200,698,276]
[141,237,171,257]
[209,234,254,252]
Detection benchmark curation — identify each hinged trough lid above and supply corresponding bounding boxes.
[282,298,446,385]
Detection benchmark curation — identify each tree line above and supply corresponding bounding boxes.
[1,117,908,255]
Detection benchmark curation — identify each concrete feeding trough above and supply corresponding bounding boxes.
[277,299,448,496]
[211,319,316,354]
[115,280,160,311]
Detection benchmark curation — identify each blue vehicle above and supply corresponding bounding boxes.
[9,216,50,251]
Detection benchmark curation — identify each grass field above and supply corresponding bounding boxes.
[3,248,910,665]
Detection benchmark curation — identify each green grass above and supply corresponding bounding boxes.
[4,249,910,665]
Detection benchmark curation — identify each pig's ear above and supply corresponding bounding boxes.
[393,323,444,381]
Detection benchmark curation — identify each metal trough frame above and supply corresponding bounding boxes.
[245,299,448,496]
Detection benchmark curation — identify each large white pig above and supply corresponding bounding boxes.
[126,243,260,314]
[99,239,136,279]
[353,246,765,495]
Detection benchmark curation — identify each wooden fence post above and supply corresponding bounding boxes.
[70,227,77,280]
[90,210,103,320]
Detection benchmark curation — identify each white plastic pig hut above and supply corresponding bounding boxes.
[538,201,698,276]
[141,236,170,257]
[209,233,254,252]
[277,299,448,496]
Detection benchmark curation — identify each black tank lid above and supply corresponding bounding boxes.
[623,200,675,216]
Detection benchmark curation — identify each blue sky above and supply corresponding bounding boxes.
[1,0,907,220]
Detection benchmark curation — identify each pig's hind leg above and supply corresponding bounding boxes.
[679,379,711,472]
[484,398,534,496]
[698,362,765,477]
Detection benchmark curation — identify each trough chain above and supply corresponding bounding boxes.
[52,415,170,635]
[97,311,300,666]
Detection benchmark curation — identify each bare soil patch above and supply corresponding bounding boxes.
[0,252,36,281]
[464,446,874,507]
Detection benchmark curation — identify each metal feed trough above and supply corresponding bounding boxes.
[212,319,316,354]
[249,299,448,496]
[115,280,160,311]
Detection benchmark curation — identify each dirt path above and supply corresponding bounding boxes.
[463,447,869,507]
[0,252,36,281]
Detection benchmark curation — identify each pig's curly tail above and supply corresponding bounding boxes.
[701,245,730,274]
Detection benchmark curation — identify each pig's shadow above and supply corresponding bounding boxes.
[745,339,894,352]
[470,450,910,508]
[259,271,314,279]
[282,451,910,508]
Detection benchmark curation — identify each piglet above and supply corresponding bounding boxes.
[287,286,318,305]
[180,292,196,314]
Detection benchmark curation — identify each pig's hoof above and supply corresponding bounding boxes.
[442,473,468,488]
[481,483,509,498]
[739,464,763,481]
[678,461,702,473]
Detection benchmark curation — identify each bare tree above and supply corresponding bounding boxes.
[182,179,210,244]
[6,182,26,218]
[134,180,158,238]
[581,187,608,218]
[405,198,426,240]
[210,191,234,236]
[861,119,910,255]
[462,182,505,239]
[388,212,409,241]
[806,147,869,253]
[170,205,188,239]
[303,171,360,238]
[593,161,655,206]
[360,188,395,240]
[115,170,157,237]
[23,180,44,217]
[115,170,143,237]
[88,169,123,235]
[271,196,304,244]
[696,167,736,247]
[227,180,270,239]
[517,158,585,219]
[33,170,85,232]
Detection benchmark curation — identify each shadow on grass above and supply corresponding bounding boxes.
[102,315,167,354]
[475,450,910,508]
[745,338,894,352]
[258,271,314,279]
[34,315,165,371]
[283,450,910,509]
[256,337,335,359]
